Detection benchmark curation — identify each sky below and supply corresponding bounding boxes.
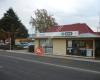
[0,0,100,34]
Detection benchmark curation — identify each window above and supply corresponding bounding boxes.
[68,40,72,47]
[40,39,53,53]
[40,39,46,47]
[79,40,86,47]
[86,40,93,48]
[72,40,86,48]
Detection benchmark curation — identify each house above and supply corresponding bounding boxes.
[34,23,100,58]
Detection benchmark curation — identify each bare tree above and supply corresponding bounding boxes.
[30,9,58,33]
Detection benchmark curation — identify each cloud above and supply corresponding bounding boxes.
[0,0,100,33]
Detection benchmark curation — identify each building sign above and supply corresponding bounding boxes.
[35,47,44,56]
[61,32,72,36]
[36,31,79,37]
[61,31,79,36]
[65,32,72,36]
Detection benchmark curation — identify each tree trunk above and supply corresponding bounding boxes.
[11,33,15,49]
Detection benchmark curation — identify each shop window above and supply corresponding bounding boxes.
[68,40,72,47]
[79,40,86,48]
[40,39,53,53]
[40,39,46,47]
[72,40,79,47]
[86,40,93,49]
[67,40,86,56]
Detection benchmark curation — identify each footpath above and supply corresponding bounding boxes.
[2,49,100,63]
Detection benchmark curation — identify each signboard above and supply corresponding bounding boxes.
[35,47,44,56]
[36,31,79,37]
[61,31,79,36]
[86,49,93,57]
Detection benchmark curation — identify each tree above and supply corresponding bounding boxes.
[30,9,58,32]
[0,29,7,42]
[0,8,28,49]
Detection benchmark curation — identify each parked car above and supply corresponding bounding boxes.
[15,42,34,49]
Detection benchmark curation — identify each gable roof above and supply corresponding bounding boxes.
[46,23,94,34]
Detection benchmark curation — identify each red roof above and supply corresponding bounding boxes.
[46,23,94,34]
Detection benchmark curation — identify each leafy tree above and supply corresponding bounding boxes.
[30,9,58,32]
[0,8,28,49]
[0,29,7,42]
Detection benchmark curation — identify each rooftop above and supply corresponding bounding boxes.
[46,23,94,34]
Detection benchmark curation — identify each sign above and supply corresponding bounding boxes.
[61,31,79,36]
[35,47,44,56]
[86,49,93,57]
[36,31,79,37]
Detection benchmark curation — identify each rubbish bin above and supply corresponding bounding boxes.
[28,45,34,52]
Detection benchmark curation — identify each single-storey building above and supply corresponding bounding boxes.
[34,23,100,58]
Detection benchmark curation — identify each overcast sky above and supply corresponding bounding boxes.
[0,0,100,33]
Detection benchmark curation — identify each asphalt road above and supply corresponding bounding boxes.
[0,51,100,80]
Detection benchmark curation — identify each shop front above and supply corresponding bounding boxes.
[67,39,94,57]
[35,38,53,54]
[34,32,100,58]
[34,23,100,58]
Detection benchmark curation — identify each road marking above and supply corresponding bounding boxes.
[0,55,100,74]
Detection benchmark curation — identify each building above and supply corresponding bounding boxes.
[34,23,100,58]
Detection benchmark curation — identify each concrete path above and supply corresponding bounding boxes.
[3,49,100,63]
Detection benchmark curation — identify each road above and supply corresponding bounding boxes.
[0,50,100,80]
